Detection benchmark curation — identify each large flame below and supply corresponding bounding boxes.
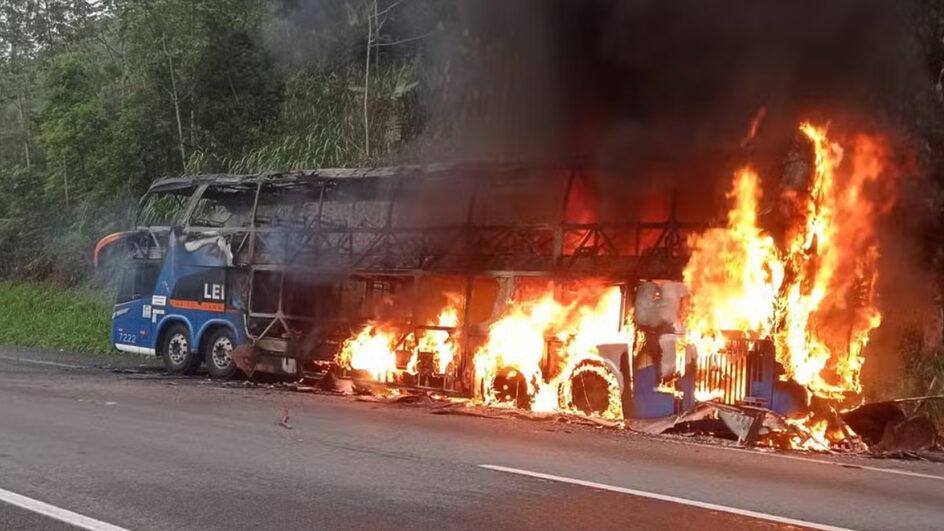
[776,123,891,398]
[337,324,399,382]
[336,296,463,381]
[475,284,631,420]
[680,121,895,448]
[682,167,785,391]
[474,291,566,397]
[337,283,631,420]
[335,120,896,440]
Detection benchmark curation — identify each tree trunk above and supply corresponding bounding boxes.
[362,0,375,160]
[161,34,187,171]
[62,157,69,209]
[15,93,31,169]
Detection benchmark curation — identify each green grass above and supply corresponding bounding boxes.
[0,280,113,353]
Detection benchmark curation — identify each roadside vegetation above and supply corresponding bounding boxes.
[0,0,464,354]
[0,0,516,356]
[0,280,112,353]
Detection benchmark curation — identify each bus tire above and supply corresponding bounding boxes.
[161,323,201,375]
[204,327,239,380]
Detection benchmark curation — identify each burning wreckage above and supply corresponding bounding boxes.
[97,122,940,453]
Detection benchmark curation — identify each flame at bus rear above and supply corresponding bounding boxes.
[679,121,897,448]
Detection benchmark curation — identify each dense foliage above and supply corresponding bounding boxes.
[3,0,944,290]
[0,0,451,283]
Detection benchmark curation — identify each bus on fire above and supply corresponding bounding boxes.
[95,165,803,420]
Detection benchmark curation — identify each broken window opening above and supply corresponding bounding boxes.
[189,185,255,229]
[137,191,192,228]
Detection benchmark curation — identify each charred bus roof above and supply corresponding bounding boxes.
[145,164,533,194]
[136,162,707,280]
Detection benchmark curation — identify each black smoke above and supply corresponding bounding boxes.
[267,0,944,395]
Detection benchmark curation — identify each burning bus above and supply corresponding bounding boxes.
[95,122,897,443]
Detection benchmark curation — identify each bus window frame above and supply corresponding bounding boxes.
[252,182,323,231]
[115,259,162,305]
[184,182,260,234]
[134,185,199,231]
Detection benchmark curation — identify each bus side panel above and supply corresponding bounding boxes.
[112,260,162,355]
[150,233,249,354]
[112,298,156,354]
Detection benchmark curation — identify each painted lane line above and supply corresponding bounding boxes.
[0,355,84,369]
[0,487,128,531]
[480,464,851,531]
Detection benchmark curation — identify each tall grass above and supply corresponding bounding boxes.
[901,327,944,430]
[0,280,113,353]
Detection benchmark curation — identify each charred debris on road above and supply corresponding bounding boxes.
[194,366,942,459]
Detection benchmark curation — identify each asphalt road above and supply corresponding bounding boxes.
[0,348,943,530]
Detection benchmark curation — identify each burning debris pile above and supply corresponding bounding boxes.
[328,119,938,454]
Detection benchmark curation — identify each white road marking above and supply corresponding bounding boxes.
[480,464,851,531]
[0,486,128,531]
[0,355,84,369]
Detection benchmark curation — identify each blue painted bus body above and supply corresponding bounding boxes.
[629,345,805,418]
[111,230,248,357]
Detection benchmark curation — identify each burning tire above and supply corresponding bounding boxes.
[561,361,623,420]
[160,323,201,375]
[204,328,240,380]
[491,367,532,410]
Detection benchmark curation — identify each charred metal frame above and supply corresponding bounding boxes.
[142,165,707,392]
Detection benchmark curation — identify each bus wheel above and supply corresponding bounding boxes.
[205,328,239,380]
[161,323,201,375]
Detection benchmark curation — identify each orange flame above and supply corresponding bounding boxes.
[681,120,896,447]
[776,123,891,398]
[335,120,896,437]
[475,285,631,420]
[337,296,463,380]
[337,325,399,382]
[415,298,462,374]
[740,106,767,147]
[682,167,785,381]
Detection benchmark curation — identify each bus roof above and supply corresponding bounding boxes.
[145,163,530,194]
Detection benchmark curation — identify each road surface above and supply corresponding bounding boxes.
[0,347,942,530]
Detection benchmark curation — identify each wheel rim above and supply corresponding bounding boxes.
[210,336,234,370]
[168,333,189,364]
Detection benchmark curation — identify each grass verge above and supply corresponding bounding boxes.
[0,280,113,353]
